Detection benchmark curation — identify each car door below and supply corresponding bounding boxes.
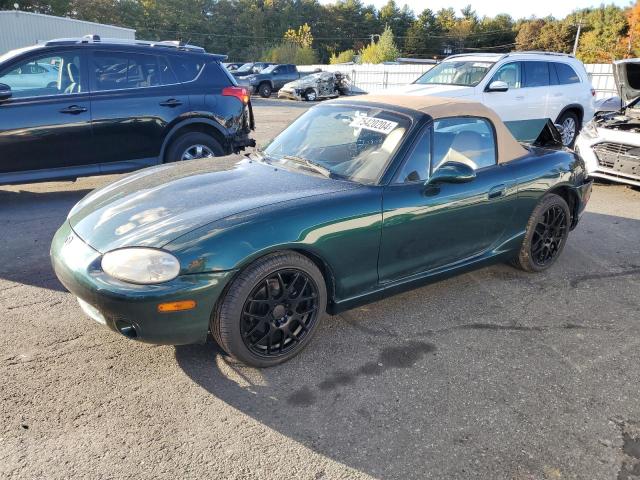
[0,49,93,174]
[378,117,518,283]
[88,49,191,166]
[547,61,582,122]
[482,61,526,122]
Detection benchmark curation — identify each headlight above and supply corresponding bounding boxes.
[101,248,180,284]
[581,120,599,139]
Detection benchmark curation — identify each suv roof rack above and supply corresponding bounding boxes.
[43,35,214,55]
[506,51,575,58]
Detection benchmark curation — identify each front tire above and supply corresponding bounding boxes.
[258,83,272,98]
[304,89,317,101]
[512,194,571,272]
[211,252,327,367]
[165,132,225,162]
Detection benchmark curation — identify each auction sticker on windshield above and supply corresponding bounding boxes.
[349,116,398,134]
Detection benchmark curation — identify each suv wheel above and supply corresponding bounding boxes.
[557,111,579,147]
[258,83,272,98]
[166,132,225,162]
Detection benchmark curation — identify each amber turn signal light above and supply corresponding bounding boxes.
[157,300,197,312]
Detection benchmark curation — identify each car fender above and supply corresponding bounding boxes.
[159,116,228,160]
[555,103,585,126]
[164,186,383,302]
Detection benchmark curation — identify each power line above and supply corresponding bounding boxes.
[138,25,516,42]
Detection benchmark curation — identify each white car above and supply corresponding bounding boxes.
[575,60,640,187]
[388,52,595,146]
[3,61,59,92]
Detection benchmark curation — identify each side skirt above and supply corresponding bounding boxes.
[327,237,524,315]
[0,158,159,185]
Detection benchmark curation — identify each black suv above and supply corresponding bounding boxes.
[0,36,255,185]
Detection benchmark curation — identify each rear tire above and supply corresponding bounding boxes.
[512,194,571,272]
[258,83,272,98]
[557,110,579,147]
[211,251,327,368]
[165,132,225,162]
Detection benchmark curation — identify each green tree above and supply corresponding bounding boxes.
[330,49,356,64]
[359,26,400,63]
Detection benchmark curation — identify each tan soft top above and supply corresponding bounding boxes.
[334,94,528,164]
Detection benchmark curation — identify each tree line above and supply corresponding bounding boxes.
[2,0,640,64]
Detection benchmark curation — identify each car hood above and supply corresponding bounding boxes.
[613,59,640,105]
[383,83,474,97]
[68,157,358,253]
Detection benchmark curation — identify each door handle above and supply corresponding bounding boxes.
[159,98,183,107]
[488,184,506,199]
[59,105,87,114]
[515,95,525,100]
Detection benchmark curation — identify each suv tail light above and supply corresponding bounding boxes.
[591,88,596,97]
[223,86,250,105]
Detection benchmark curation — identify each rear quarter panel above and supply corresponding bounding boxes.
[506,147,586,237]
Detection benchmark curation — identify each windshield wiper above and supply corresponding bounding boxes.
[281,155,332,178]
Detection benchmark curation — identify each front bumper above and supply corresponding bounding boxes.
[50,221,235,345]
[277,89,303,101]
[575,133,640,187]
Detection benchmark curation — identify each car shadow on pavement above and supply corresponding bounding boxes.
[175,210,640,479]
[0,188,92,291]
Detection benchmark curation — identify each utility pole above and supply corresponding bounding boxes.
[573,19,584,55]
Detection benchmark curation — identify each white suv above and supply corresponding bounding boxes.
[388,52,595,146]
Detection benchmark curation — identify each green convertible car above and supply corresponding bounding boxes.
[51,95,592,367]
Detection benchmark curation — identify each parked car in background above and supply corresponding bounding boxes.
[230,62,274,77]
[2,60,60,92]
[388,52,595,146]
[278,70,351,101]
[593,95,623,114]
[51,95,592,367]
[0,36,255,185]
[223,62,243,72]
[575,59,640,187]
[237,64,300,98]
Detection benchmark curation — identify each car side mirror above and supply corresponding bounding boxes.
[427,162,476,185]
[0,83,12,101]
[487,80,509,92]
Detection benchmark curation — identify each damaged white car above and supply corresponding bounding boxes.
[576,59,640,187]
[278,71,350,101]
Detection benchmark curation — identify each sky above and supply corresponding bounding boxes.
[320,0,632,19]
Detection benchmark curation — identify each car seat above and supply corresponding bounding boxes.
[438,131,494,170]
[64,62,80,94]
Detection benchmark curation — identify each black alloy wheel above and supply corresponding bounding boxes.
[241,269,319,357]
[512,193,571,272]
[211,251,326,367]
[530,205,568,267]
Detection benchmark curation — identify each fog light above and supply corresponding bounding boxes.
[157,300,197,312]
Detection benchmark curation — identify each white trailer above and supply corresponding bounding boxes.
[0,10,135,54]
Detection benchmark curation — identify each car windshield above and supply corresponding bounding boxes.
[236,63,255,73]
[415,60,495,87]
[262,104,410,184]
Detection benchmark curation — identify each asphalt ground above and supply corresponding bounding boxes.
[1,97,640,480]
